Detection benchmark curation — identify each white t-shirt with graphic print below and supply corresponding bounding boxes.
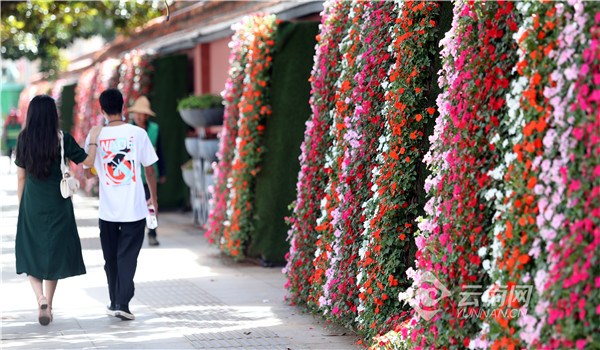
[85,124,158,222]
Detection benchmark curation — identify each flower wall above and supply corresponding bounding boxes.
[285,0,444,340]
[399,1,600,349]
[284,0,599,347]
[205,14,278,259]
[204,22,246,246]
[118,50,153,118]
[284,0,347,312]
[403,1,520,347]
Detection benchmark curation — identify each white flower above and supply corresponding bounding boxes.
[478,247,487,257]
[489,133,500,145]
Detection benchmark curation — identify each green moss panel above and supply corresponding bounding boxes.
[149,54,190,209]
[248,21,319,264]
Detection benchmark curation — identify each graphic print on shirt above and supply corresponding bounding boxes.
[100,137,136,185]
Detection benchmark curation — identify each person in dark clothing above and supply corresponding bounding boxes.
[16,95,102,325]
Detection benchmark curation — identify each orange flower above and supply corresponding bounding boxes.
[427,107,435,114]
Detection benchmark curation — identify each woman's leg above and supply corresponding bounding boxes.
[44,280,58,308]
[29,276,51,325]
[45,280,57,322]
[28,275,44,301]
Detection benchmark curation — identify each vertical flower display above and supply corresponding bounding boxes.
[73,66,98,144]
[91,58,121,127]
[118,50,153,117]
[539,2,600,348]
[50,79,67,108]
[304,1,353,318]
[357,0,440,338]
[205,20,247,245]
[399,1,520,348]
[218,14,278,259]
[482,2,588,348]
[284,0,348,310]
[316,0,369,326]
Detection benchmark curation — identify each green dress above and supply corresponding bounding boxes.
[15,131,87,280]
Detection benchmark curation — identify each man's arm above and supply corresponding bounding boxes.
[84,168,96,179]
[144,165,158,211]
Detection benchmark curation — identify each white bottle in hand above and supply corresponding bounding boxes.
[146,204,158,229]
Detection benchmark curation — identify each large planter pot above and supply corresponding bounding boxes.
[179,108,224,128]
[185,137,200,158]
[181,168,194,188]
[198,139,219,162]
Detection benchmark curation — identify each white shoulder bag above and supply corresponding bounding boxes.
[59,131,80,198]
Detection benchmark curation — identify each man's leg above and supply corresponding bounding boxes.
[114,218,145,319]
[99,219,120,309]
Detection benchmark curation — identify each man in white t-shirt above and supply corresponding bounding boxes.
[85,88,158,321]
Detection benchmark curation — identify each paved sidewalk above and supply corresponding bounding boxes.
[0,159,358,349]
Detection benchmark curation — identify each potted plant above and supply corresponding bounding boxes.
[177,94,224,127]
[181,159,195,188]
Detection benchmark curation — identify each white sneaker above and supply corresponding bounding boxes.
[115,308,135,321]
[106,305,117,317]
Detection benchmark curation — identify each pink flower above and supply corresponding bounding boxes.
[573,127,584,141]
[570,180,581,192]
[576,339,586,349]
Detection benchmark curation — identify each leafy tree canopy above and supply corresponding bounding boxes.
[1,1,165,77]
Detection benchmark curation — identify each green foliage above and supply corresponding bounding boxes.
[1,1,164,76]
[176,94,224,111]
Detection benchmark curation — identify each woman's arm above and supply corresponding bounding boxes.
[17,167,26,206]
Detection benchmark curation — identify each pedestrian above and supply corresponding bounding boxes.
[128,96,166,246]
[3,108,22,172]
[15,95,102,325]
[84,88,158,321]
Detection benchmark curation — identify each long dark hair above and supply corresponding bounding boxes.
[16,95,60,179]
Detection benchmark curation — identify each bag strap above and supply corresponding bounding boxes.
[59,131,69,175]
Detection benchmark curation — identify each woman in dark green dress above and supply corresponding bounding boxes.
[15,95,102,325]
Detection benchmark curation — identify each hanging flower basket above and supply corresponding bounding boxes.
[179,107,224,128]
